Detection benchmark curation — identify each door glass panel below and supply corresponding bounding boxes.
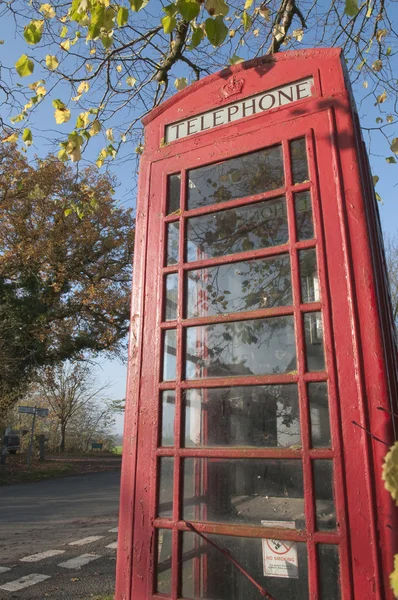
[186,198,288,262]
[183,385,300,448]
[295,191,314,241]
[167,173,181,215]
[313,460,336,530]
[299,249,320,303]
[185,316,296,379]
[318,544,341,600]
[158,457,174,518]
[187,146,284,210]
[156,529,172,594]
[290,138,309,184]
[304,312,325,372]
[166,221,180,265]
[163,329,177,381]
[308,382,331,448]
[186,255,292,318]
[161,390,175,447]
[165,273,178,321]
[183,458,305,527]
[181,532,309,600]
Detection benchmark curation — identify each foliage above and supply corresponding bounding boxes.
[0,0,397,169]
[382,441,398,598]
[0,146,134,415]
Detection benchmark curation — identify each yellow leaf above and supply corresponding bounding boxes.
[40,3,56,18]
[36,85,47,96]
[90,48,96,55]
[244,0,253,9]
[382,442,398,505]
[258,5,270,19]
[86,63,93,72]
[89,120,101,136]
[126,76,136,86]
[293,28,304,41]
[174,77,188,90]
[54,107,71,124]
[106,127,114,141]
[391,138,398,154]
[387,115,394,123]
[76,111,90,128]
[28,79,44,90]
[60,39,71,51]
[372,59,382,71]
[116,64,122,72]
[77,81,89,94]
[2,132,19,143]
[46,55,59,70]
[391,555,398,598]
[376,91,387,104]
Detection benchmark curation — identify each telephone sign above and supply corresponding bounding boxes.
[116,49,398,600]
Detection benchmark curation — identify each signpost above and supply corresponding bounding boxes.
[18,406,49,467]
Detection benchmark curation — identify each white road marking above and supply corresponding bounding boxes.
[0,574,50,592]
[106,542,118,549]
[58,554,101,570]
[21,549,65,563]
[68,536,104,546]
[108,527,118,533]
[0,567,11,574]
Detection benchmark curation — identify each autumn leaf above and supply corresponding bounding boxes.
[22,128,33,147]
[54,107,71,124]
[24,20,44,45]
[174,77,188,90]
[391,555,398,599]
[2,132,19,143]
[126,76,136,86]
[15,54,34,77]
[40,4,56,18]
[46,55,59,70]
[382,442,398,505]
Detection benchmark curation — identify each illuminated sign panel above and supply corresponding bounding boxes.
[165,77,314,143]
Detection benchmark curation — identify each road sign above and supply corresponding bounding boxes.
[18,406,35,414]
[36,408,49,417]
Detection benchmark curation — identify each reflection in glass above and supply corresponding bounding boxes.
[183,385,300,448]
[187,146,284,210]
[158,457,174,518]
[182,532,308,600]
[299,249,319,303]
[295,191,314,241]
[186,198,288,262]
[183,458,304,527]
[304,312,325,372]
[163,329,177,381]
[161,391,175,446]
[185,316,296,379]
[318,544,341,600]
[309,382,331,448]
[156,529,172,594]
[290,138,309,184]
[165,273,178,321]
[187,255,292,318]
[166,221,180,265]
[313,460,336,530]
[167,173,181,215]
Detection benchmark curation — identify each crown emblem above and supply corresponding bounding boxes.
[220,76,245,99]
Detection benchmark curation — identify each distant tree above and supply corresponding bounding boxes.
[385,233,398,329]
[0,146,134,415]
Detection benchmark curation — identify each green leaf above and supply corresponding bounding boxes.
[372,175,379,186]
[89,120,101,136]
[205,0,229,17]
[376,117,383,124]
[15,54,34,77]
[52,98,66,109]
[391,138,398,154]
[22,128,33,146]
[386,156,397,164]
[188,26,204,49]
[24,20,44,45]
[163,3,178,15]
[229,54,244,65]
[162,14,177,33]
[242,10,252,32]
[45,55,59,71]
[205,16,228,46]
[382,442,398,505]
[244,0,253,9]
[391,555,398,598]
[64,207,73,216]
[130,0,147,12]
[176,0,200,21]
[60,25,68,37]
[117,6,129,26]
[345,0,359,16]
[101,31,114,48]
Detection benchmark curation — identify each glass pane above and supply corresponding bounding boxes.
[304,312,325,372]
[156,529,172,594]
[185,316,296,379]
[309,382,331,448]
[166,221,180,266]
[183,385,300,448]
[186,198,288,262]
[165,273,178,321]
[294,191,314,241]
[158,457,174,518]
[299,249,320,303]
[161,390,175,446]
[167,173,181,215]
[182,532,308,600]
[313,460,336,530]
[183,458,305,527]
[163,329,177,381]
[186,255,292,318]
[290,138,309,184]
[318,544,341,600]
[187,146,284,210]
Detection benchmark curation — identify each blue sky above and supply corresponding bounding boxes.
[1,8,397,435]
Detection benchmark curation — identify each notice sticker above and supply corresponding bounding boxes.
[261,520,299,579]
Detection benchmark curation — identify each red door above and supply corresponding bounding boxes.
[118,105,392,599]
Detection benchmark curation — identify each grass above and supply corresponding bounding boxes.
[0,462,75,485]
[113,445,123,454]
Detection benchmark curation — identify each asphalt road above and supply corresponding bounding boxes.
[0,471,120,599]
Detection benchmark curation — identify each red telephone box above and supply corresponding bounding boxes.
[116,48,398,600]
